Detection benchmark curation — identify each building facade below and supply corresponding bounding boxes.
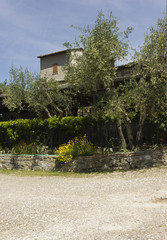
[37,48,83,84]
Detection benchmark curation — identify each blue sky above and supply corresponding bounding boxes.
[0,0,165,83]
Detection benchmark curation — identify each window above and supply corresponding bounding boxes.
[53,64,58,74]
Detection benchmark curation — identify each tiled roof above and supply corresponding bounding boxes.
[37,48,83,58]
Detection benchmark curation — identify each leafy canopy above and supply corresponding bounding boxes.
[63,11,133,94]
[105,15,167,148]
[2,66,31,112]
[2,67,74,118]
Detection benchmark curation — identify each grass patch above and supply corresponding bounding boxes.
[0,169,103,178]
[1,166,165,177]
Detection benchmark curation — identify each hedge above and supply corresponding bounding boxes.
[0,116,166,150]
[0,117,107,149]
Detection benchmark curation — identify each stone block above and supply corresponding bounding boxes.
[143,155,152,160]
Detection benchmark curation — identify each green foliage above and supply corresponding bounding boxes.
[0,115,165,153]
[0,146,5,154]
[26,76,74,117]
[2,66,32,113]
[64,11,132,95]
[12,141,42,155]
[3,67,74,118]
[134,16,166,83]
[0,118,46,148]
[0,116,99,150]
[102,147,113,154]
[56,135,96,164]
[47,116,96,138]
[132,15,166,114]
[104,15,166,149]
[63,10,134,148]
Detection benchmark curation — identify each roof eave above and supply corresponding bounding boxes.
[37,48,83,58]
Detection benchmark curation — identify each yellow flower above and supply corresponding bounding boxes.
[57,135,95,164]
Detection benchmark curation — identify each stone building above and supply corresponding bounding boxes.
[37,48,135,85]
[37,48,135,116]
[37,48,83,85]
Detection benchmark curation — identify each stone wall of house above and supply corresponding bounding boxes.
[40,52,66,82]
[0,148,167,172]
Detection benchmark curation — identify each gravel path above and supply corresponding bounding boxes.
[0,167,167,240]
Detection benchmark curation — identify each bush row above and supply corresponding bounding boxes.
[0,116,107,150]
[0,116,166,151]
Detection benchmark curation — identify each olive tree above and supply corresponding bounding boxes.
[106,15,166,148]
[63,11,132,94]
[2,67,73,118]
[2,66,30,114]
[63,11,133,148]
[63,12,166,149]
[26,76,74,118]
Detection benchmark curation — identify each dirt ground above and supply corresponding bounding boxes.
[0,167,167,240]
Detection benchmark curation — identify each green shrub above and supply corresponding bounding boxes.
[0,116,114,150]
[11,141,42,154]
[0,118,47,149]
[0,115,165,151]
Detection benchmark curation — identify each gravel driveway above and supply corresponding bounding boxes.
[0,167,167,240]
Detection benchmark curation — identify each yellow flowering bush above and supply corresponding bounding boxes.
[57,135,96,164]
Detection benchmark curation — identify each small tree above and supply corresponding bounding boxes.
[132,15,166,145]
[106,15,166,148]
[3,67,74,118]
[63,12,166,149]
[63,11,133,148]
[26,76,74,118]
[2,66,30,114]
[63,11,132,95]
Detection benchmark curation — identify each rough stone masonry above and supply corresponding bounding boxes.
[0,148,167,172]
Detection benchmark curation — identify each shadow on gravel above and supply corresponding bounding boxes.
[152,198,167,203]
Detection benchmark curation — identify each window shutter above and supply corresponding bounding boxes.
[53,64,58,74]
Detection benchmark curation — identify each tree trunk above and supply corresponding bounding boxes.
[42,85,64,117]
[122,112,134,150]
[35,103,52,118]
[126,122,134,150]
[43,106,52,118]
[136,111,146,146]
[45,90,63,117]
[117,119,127,150]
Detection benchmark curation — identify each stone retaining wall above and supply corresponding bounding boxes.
[0,148,167,172]
[61,148,167,172]
[0,155,57,171]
